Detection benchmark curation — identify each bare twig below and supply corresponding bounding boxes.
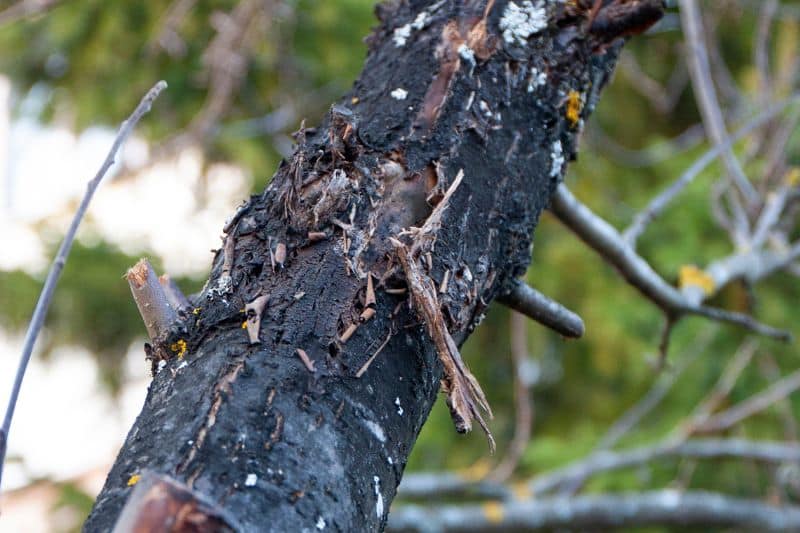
[487,311,534,483]
[497,279,584,338]
[388,489,800,532]
[679,0,758,204]
[0,0,58,26]
[295,348,316,373]
[0,80,167,491]
[159,274,191,311]
[531,438,800,496]
[244,294,269,344]
[694,369,800,435]
[551,184,791,341]
[623,95,800,246]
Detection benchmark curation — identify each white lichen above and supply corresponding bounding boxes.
[479,100,492,117]
[387,456,394,465]
[393,24,412,47]
[550,139,565,178]
[499,1,548,46]
[315,516,326,530]
[395,397,404,416]
[390,87,408,100]
[157,360,167,373]
[458,43,476,74]
[244,473,257,487]
[208,274,233,299]
[177,360,188,371]
[527,68,547,92]
[364,420,387,443]
[374,476,384,518]
[393,11,430,47]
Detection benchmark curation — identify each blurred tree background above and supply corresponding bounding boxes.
[0,0,798,530]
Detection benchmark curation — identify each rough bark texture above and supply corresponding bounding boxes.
[86,1,657,531]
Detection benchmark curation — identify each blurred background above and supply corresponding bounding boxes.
[0,0,798,531]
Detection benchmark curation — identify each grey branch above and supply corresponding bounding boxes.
[127,259,179,341]
[497,279,584,338]
[681,242,800,306]
[0,80,167,492]
[694,369,800,434]
[531,438,800,495]
[679,0,759,204]
[550,184,790,341]
[388,489,800,532]
[622,95,799,246]
[158,274,191,312]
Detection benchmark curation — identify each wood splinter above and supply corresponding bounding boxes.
[391,238,495,452]
[127,258,178,341]
[244,294,269,344]
[295,348,316,372]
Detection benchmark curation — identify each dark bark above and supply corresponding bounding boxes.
[86,1,660,531]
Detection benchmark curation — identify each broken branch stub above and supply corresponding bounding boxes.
[127,258,178,341]
[244,294,269,344]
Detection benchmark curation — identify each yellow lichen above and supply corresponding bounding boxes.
[192,307,202,315]
[678,265,715,295]
[241,321,248,329]
[170,339,188,359]
[511,481,532,501]
[127,474,141,487]
[459,458,492,481]
[482,502,505,524]
[785,167,800,187]
[565,90,582,127]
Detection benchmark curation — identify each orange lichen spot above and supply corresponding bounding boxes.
[241,321,248,329]
[127,474,141,487]
[565,90,582,127]
[482,501,505,524]
[170,339,188,359]
[192,307,202,315]
[351,96,360,105]
[678,265,715,295]
[785,167,800,187]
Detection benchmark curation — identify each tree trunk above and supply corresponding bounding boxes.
[85,1,660,531]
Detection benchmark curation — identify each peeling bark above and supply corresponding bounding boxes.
[86,1,660,531]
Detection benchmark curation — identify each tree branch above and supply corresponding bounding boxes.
[388,489,800,532]
[0,80,167,493]
[496,279,584,338]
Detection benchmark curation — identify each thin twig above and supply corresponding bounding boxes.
[551,184,791,342]
[0,80,167,492]
[679,0,759,205]
[623,95,800,246]
[487,311,534,482]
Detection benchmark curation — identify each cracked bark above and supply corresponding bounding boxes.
[85,1,660,531]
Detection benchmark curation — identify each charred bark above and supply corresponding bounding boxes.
[86,1,661,531]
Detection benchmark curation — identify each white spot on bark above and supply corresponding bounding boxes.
[374,476,384,518]
[245,473,257,487]
[388,456,394,465]
[395,397,404,416]
[364,420,387,442]
[499,1,548,46]
[393,11,430,47]
[479,100,492,117]
[550,139,565,178]
[315,516,326,530]
[527,68,547,92]
[157,360,167,373]
[391,88,408,100]
[458,43,476,74]
[208,274,232,299]
[177,361,188,371]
